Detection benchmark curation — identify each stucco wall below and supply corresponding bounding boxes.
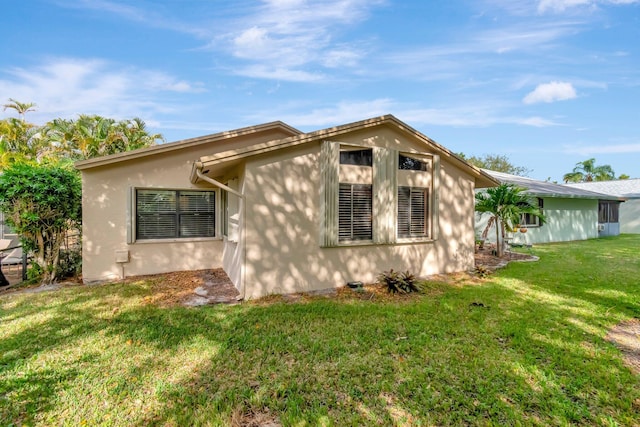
[241,136,477,299]
[621,199,640,234]
[81,150,222,282]
[475,197,599,245]
[80,127,295,283]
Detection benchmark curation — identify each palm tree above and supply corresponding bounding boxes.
[3,99,36,122]
[43,115,163,160]
[475,184,546,257]
[563,158,615,183]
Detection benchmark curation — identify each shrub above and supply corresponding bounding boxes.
[378,269,421,294]
[57,246,82,280]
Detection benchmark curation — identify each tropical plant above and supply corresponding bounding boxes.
[44,115,163,160]
[3,98,36,121]
[475,183,546,257]
[563,158,615,183]
[378,269,421,293]
[0,162,81,285]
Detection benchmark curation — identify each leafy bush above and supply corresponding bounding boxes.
[378,269,421,294]
[57,246,82,280]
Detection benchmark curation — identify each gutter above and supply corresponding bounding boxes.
[194,162,247,301]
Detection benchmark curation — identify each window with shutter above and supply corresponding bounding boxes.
[397,186,428,238]
[136,189,215,240]
[339,183,373,241]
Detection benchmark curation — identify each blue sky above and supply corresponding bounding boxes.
[1,0,638,181]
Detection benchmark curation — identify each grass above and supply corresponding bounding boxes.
[1,236,640,426]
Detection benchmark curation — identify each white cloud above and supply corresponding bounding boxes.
[523,81,577,104]
[564,142,640,155]
[58,0,210,37]
[251,98,560,129]
[537,0,640,13]
[538,0,592,13]
[233,65,324,83]
[216,0,384,81]
[0,57,204,123]
[516,116,560,126]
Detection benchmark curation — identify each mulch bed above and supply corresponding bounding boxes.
[474,244,538,270]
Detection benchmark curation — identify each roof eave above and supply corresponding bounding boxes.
[75,121,301,171]
[194,114,501,188]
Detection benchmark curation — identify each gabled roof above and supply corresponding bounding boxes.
[565,179,640,199]
[484,170,626,201]
[75,121,302,170]
[192,114,498,188]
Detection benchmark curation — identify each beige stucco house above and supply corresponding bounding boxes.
[76,115,497,299]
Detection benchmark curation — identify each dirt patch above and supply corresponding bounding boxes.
[127,269,240,307]
[474,244,538,271]
[606,318,640,375]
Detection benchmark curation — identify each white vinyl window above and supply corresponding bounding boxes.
[136,189,216,240]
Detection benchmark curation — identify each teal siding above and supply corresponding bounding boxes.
[475,197,599,244]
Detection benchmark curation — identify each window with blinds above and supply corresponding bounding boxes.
[338,183,373,242]
[397,186,428,238]
[136,189,215,239]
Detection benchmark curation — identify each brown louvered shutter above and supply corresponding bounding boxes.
[397,186,428,238]
[339,183,373,241]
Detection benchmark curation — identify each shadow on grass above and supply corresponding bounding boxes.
[2,236,640,425]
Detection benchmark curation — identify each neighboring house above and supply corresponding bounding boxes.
[76,115,497,299]
[476,170,626,245]
[565,179,640,234]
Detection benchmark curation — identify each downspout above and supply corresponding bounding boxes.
[194,162,244,199]
[194,162,247,301]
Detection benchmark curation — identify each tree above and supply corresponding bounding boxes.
[44,115,163,160]
[475,184,545,257]
[3,98,36,122]
[563,158,615,183]
[0,162,81,285]
[459,153,531,176]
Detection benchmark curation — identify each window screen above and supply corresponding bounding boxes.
[136,189,215,239]
[599,201,619,223]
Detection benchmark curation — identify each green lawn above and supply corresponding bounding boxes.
[1,236,639,426]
